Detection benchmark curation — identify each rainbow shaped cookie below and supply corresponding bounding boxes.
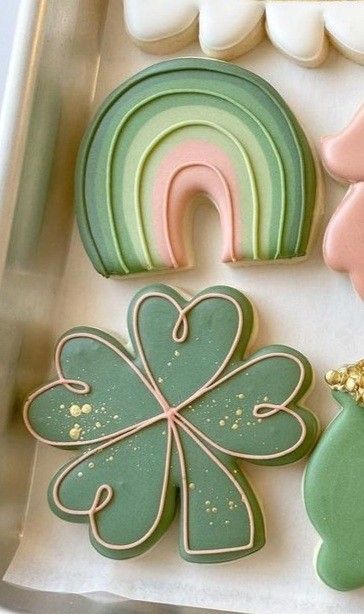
[76,59,320,278]
[24,285,318,562]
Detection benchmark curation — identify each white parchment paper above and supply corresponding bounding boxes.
[4,0,364,611]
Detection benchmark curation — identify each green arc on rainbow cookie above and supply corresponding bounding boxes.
[76,59,318,278]
[24,285,318,562]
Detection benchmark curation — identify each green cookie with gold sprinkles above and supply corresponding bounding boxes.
[24,284,318,563]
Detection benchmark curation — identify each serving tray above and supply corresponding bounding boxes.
[1,1,363,612]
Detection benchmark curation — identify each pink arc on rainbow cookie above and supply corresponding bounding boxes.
[321,106,364,299]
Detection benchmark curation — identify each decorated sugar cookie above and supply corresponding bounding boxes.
[304,360,364,591]
[24,285,318,562]
[124,1,364,67]
[76,59,320,279]
[321,106,364,299]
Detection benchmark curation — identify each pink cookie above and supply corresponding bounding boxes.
[321,107,364,298]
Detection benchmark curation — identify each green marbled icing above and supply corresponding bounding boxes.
[25,284,318,562]
[76,58,318,277]
[304,389,364,591]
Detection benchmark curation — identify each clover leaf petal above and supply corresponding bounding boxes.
[49,420,176,559]
[174,424,264,563]
[179,345,317,465]
[128,285,253,407]
[24,329,162,447]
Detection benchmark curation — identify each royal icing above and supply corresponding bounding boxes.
[24,284,318,563]
[76,58,318,278]
[124,1,364,67]
[304,360,364,591]
[321,106,364,299]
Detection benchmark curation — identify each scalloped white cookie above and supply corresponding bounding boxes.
[124,0,364,68]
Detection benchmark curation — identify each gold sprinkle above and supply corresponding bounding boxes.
[81,403,92,414]
[225,520,230,525]
[205,500,211,506]
[209,521,213,526]
[235,408,243,416]
[212,507,217,513]
[326,369,343,386]
[113,415,119,419]
[69,404,81,417]
[232,423,239,430]
[189,483,196,490]
[206,508,211,513]
[69,426,81,440]
[219,419,225,426]
[158,377,164,383]
[174,350,180,357]
[346,377,356,392]
[326,359,364,406]
[95,421,101,428]
[237,393,244,399]
[60,404,65,409]
[167,362,172,367]
[88,462,94,468]
[258,418,262,423]
[77,472,83,477]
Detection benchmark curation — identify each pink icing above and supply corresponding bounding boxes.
[321,106,364,299]
[321,107,364,183]
[152,140,241,267]
[323,184,364,299]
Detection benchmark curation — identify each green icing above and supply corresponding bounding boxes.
[75,58,318,277]
[25,284,318,562]
[304,389,364,591]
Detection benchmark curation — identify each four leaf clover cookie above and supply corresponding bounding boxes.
[24,285,318,563]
